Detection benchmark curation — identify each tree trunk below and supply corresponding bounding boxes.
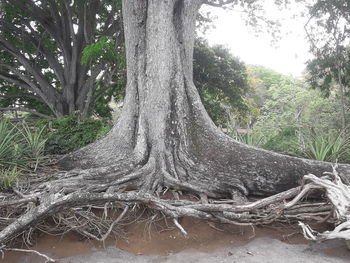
[2,0,350,247]
[60,0,350,198]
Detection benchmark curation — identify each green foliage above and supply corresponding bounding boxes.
[18,123,47,171]
[238,65,350,163]
[263,127,301,156]
[230,130,265,147]
[251,72,346,138]
[305,0,350,130]
[300,129,350,162]
[0,119,48,187]
[0,167,20,188]
[91,43,126,118]
[193,38,249,126]
[81,37,120,65]
[43,116,112,154]
[0,119,19,168]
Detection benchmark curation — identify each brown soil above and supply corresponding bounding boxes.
[1,217,329,263]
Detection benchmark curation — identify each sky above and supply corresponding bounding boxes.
[201,2,312,78]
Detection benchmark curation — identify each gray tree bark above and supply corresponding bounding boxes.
[60,0,350,198]
[1,0,350,247]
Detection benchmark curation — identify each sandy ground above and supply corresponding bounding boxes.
[2,217,349,263]
[58,238,349,263]
[8,238,349,263]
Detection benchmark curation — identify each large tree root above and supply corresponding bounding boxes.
[297,166,350,247]
[1,162,348,260]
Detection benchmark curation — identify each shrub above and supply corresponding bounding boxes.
[263,126,302,157]
[43,116,112,154]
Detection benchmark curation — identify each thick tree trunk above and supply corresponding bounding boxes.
[60,0,350,198]
[1,0,350,247]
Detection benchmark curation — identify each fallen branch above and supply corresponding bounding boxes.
[0,245,55,262]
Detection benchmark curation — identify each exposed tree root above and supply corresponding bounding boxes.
[297,166,350,247]
[0,245,55,262]
[1,161,349,260]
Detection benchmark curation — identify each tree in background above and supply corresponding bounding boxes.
[193,38,249,127]
[0,0,123,118]
[305,0,350,130]
[243,65,297,128]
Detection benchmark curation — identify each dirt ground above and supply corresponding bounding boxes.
[1,217,349,263]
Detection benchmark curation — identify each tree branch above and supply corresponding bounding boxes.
[0,107,53,119]
[0,65,47,100]
[0,38,60,103]
[0,19,65,85]
[0,93,43,102]
[203,0,236,8]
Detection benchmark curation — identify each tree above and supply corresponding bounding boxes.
[243,65,298,127]
[193,38,249,126]
[0,0,124,118]
[305,0,350,130]
[1,0,350,247]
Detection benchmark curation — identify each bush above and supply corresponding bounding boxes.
[43,116,112,154]
[263,126,302,157]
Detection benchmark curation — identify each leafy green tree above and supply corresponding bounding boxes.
[193,38,249,126]
[0,0,123,118]
[305,0,350,129]
[236,65,298,128]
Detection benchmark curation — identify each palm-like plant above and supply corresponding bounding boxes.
[18,122,47,171]
[0,120,48,187]
[229,129,265,147]
[301,129,350,162]
[0,120,19,168]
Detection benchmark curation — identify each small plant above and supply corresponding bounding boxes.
[0,119,19,168]
[0,167,20,187]
[228,129,265,147]
[301,129,350,162]
[0,119,49,186]
[18,122,48,171]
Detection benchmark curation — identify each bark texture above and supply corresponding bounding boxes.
[1,0,350,248]
[60,0,350,198]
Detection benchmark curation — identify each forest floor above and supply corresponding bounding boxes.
[1,217,350,263]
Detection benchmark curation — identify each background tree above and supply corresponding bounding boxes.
[305,0,350,130]
[193,38,249,127]
[0,0,123,118]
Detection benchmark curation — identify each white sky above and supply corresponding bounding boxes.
[201,2,312,78]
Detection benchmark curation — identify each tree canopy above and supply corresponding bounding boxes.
[193,38,249,126]
[305,0,350,129]
[0,0,124,118]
